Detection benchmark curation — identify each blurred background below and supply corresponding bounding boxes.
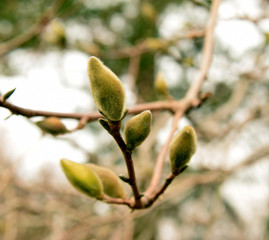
[0,0,269,239]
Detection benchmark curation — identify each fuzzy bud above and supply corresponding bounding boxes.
[124,110,152,151]
[35,117,68,135]
[169,126,197,175]
[86,164,125,198]
[154,72,168,96]
[60,159,103,199]
[88,57,126,121]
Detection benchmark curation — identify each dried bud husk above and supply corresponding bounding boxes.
[35,117,68,135]
[169,126,197,175]
[88,57,126,122]
[86,164,125,198]
[154,72,169,96]
[60,159,103,199]
[124,110,152,151]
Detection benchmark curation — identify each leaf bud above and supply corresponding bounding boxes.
[60,159,103,199]
[87,57,126,121]
[124,110,152,151]
[169,126,197,175]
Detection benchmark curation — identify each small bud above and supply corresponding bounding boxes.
[154,72,168,96]
[2,88,16,101]
[124,110,152,151]
[144,38,167,52]
[141,2,156,22]
[88,57,126,122]
[60,159,103,199]
[169,126,197,175]
[86,164,125,198]
[35,117,68,135]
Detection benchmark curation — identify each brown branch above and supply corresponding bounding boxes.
[0,0,66,56]
[103,29,205,59]
[0,98,182,121]
[185,0,221,102]
[143,0,221,202]
[107,121,142,208]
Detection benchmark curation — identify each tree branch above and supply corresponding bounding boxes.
[143,0,222,202]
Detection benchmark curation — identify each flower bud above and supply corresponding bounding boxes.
[124,110,152,151]
[86,164,125,198]
[35,117,68,135]
[169,126,197,175]
[154,72,168,96]
[87,57,126,121]
[60,159,103,199]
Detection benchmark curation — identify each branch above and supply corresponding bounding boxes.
[143,0,222,201]
[0,98,182,121]
[107,121,142,208]
[185,0,221,102]
[0,0,66,56]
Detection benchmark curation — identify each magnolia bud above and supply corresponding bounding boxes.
[60,159,103,199]
[86,164,125,198]
[124,110,152,151]
[154,72,168,96]
[87,57,126,121]
[35,117,68,135]
[169,126,197,175]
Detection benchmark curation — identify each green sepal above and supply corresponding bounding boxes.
[35,117,68,135]
[169,126,197,175]
[124,110,152,151]
[88,56,126,121]
[99,118,110,132]
[86,163,125,198]
[2,88,16,101]
[60,159,103,199]
[119,174,131,184]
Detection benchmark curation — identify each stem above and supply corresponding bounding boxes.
[0,99,180,121]
[108,121,142,208]
[145,173,176,208]
[144,110,183,198]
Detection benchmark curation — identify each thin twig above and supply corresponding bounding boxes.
[107,121,142,208]
[144,0,221,202]
[144,111,183,199]
[185,0,222,102]
[0,98,180,121]
[0,0,66,56]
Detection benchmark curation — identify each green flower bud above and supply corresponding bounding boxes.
[124,110,152,151]
[60,159,103,199]
[87,57,126,121]
[35,117,68,135]
[86,164,125,198]
[154,72,168,96]
[169,126,197,175]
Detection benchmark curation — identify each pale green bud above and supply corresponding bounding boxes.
[124,110,152,151]
[60,159,103,199]
[169,126,197,175]
[154,72,168,96]
[35,117,68,135]
[87,57,126,121]
[86,164,125,198]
